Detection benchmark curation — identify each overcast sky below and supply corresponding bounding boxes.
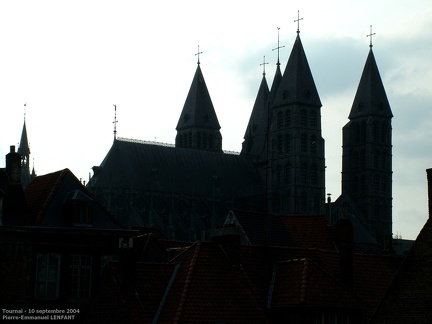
[0,0,431,240]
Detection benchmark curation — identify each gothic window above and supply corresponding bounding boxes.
[373,122,379,142]
[353,150,360,170]
[35,254,61,300]
[310,110,317,128]
[284,163,291,184]
[188,132,192,146]
[277,135,283,155]
[381,176,387,195]
[276,164,282,185]
[381,122,387,143]
[354,123,360,144]
[361,122,367,142]
[361,149,366,168]
[285,133,291,153]
[310,134,317,154]
[373,174,379,194]
[197,132,202,148]
[277,111,283,129]
[353,176,359,196]
[381,150,387,170]
[300,162,308,184]
[209,134,214,149]
[361,175,366,194]
[301,109,307,126]
[374,199,381,219]
[203,133,207,148]
[374,149,380,169]
[310,163,318,185]
[301,133,307,153]
[285,109,292,127]
[69,255,92,299]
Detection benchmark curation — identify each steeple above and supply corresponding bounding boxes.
[240,71,270,157]
[175,58,222,153]
[267,22,325,215]
[273,34,321,108]
[348,48,392,119]
[18,116,32,188]
[342,36,393,245]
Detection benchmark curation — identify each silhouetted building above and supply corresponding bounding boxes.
[87,30,392,245]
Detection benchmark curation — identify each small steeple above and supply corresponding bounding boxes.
[18,105,32,187]
[273,27,321,108]
[175,49,222,152]
[348,36,392,119]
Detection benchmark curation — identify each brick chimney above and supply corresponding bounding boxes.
[427,168,432,218]
[6,145,21,185]
[211,224,241,265]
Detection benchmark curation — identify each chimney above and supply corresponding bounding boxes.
[427,168,432,218]
[334,218,354,287]
[211,224,241,265]
[6,145,21,185]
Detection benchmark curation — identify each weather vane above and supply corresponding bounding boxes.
[367,25,376,48]
[195,45,203,65]
[272,27,285,66]
[260,56,269,75]
[294,10,303,34]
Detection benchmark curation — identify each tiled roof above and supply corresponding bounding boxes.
[24,168,122,229]
[270,258,365,308]
[370,217,432,322]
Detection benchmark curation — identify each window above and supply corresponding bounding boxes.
[277,135,283,155]
[72,201,91,225]
[285,133,291,153]
[300,109,307,126]
[69,255,92,299]
[277,111,283,129]
[310,163,318,185]
[301,133,307,153]
[284,163,291,184]
[35,254,61,300]
[310,134,317,154]
[374,149,380,169]
[285,110,291,127]
[310,110,317,128]
[276,164,282,185]
[300,162,308,184]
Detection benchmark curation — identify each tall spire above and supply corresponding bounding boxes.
[18,103,32,187]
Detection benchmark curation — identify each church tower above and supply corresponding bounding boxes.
[18,117,32,188]
[267,24,325,214]
[175,53,223,153]
[342,37,393,244]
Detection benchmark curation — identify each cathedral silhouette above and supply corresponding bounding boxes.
[85,27,392,245]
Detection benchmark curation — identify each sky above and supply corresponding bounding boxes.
[0,0,431,240]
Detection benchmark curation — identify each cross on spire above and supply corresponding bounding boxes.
[113,104,118,140]
[195,45,203,65]
[367,25,376,48]
[272,27,285,66]
[294,10,303,34]
[260,56,269,75]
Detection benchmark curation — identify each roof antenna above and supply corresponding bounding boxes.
[294,10,303,34]
[260,56,269,76]
[113,104,118,140]
[367,25,376,48]
[195,45,203,65]
[272,27,285,66]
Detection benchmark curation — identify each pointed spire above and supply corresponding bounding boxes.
[241,72,270,156]
[176,64,221,131]
[18,107,30,158]
[348,48,393,119]
[273,32,321,108]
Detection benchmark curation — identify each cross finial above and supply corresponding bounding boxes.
[113,104,118,140]
[24,102,27,121]
[367,25,376,48]
[294,10,303,34]
[272,27,285,66]
[195,45,203,65]
[260,56,269,76]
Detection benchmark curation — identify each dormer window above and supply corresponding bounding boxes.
[63,189,94,227]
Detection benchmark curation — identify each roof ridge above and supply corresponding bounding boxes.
[173,241,202,324]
